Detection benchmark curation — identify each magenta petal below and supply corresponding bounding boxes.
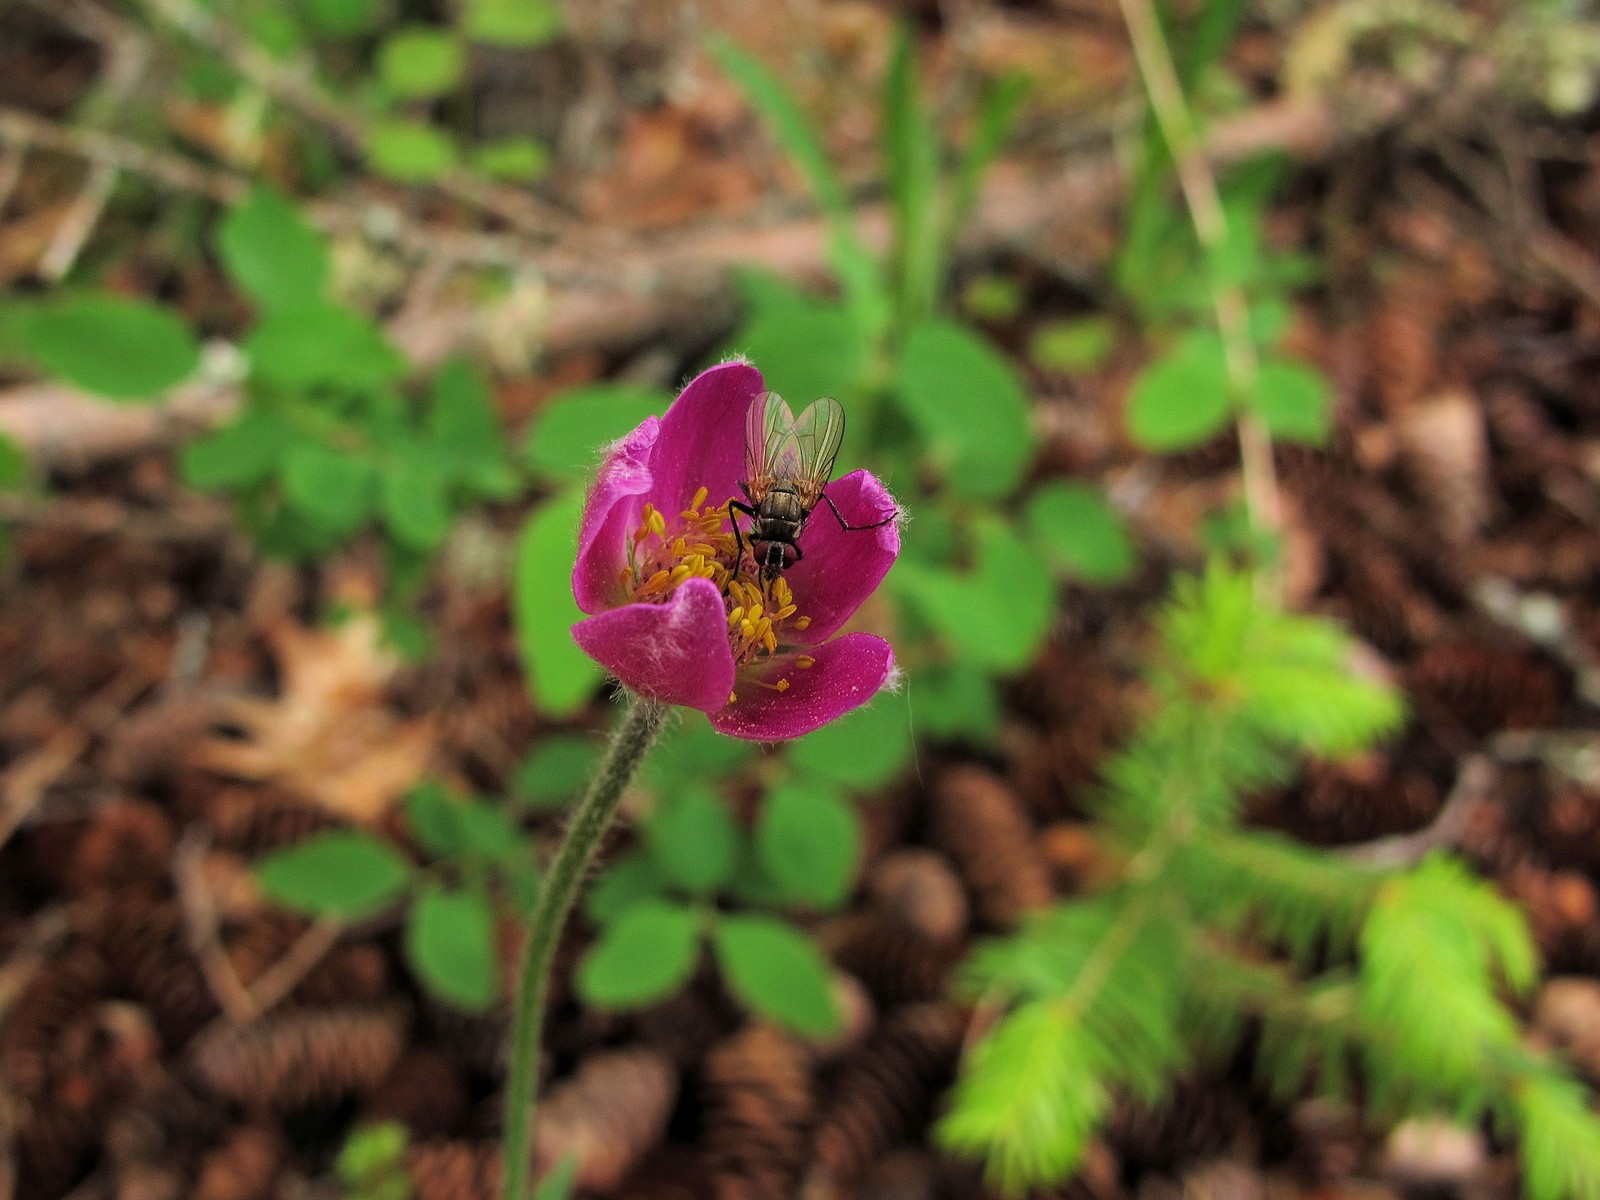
[650,361,765,519]
[572,576,736,712]
[784,470,901,644]
[572,418,659,614]
[709,633,894,741]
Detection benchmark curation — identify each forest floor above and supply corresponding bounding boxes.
[4,2,1600,1199]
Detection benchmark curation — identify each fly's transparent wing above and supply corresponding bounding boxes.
[791,397,846,506]
[745,392,800,494]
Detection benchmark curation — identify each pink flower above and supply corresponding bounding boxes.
[570,361,900,740]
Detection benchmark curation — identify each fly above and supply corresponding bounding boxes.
[729,392,895,580]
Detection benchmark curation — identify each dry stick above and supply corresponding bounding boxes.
[131,0,583,245]
[1343,754,1495,869]
[1114,0,1283,596]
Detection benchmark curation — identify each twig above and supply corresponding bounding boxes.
[1343,754,1495,868]
[1473,577,1600,709]
[131,0,581,244]
[172,831,256,1024]
[1114,0,1283,595]
[173,831,346,1027]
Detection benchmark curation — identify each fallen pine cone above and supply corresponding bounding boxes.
[702,1024,815,1200]
[192,1005,406,1109]
[930,766,1052,927]
[532,1046,677,1191]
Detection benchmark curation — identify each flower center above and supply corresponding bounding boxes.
[620,487,814,690]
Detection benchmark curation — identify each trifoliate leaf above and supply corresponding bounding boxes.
[643,788,739,896]
[17,295,200,401]
[256,831,411,917]
[712,914,838,1036]
[755,782,860,908]
[217,187,329,312]
[577,901,700,1007]
[405,885,497,1010]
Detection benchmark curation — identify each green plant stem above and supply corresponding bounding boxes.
[1114,0,1282,596]
[500,692,667,1200]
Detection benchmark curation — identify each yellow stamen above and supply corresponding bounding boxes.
[794,616,811,631]
[796,655,816,669]
[691,486,709,510]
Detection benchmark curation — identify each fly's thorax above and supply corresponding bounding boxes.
[757,486,807,525]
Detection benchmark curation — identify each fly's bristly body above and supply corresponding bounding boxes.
[729,392,895,580]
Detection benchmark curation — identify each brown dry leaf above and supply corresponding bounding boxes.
[193,614,436,822]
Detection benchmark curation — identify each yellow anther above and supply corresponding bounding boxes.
[668,565,692,586]
[727,606,744,626]
[691,486,709,509]
[775,604,797,620]
[794,616,812,631]
[763,628,777,653]
[774,678,789,692]
[729,691,737,704]
[747,603,763,622]
[796,655,816,669]
[740,619,756,640]
[648,510,666,537]
[618,567,633,586]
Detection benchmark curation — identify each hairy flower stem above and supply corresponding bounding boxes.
[500,692,668,1200]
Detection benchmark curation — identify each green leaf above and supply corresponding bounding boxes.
[708,38,850,224]
[1249,359,1331,446]
[523,384,668,482]
[0,434,27,490]
[643,788,739,896]
[302,0,380,36]
[586,854,667,924]
[1024,481,1136,584]
[180,408,294,491]
[217,187,329,312]
[17,295,199,401]
[533,1154,579,1200]
[464,0,562,45]
[513,735,600,810]
[404,780,463,857]
[788,695,912,789]
[380,452,452,550]
[377,27,464,99]
[883,22,942,323]
[894,319,1034,499]
[244,301,406,391]
[907,661,1002,742]
[256,830,411,917]
[471,137,550,182]
[712,914,838,1036]
[961,275,1025,322]
[282,442,377,536]
[427,357,509,483]
[1127,331,1233,451]
[405,885,497,1010]
[893,519,1055,673]
[454,801,526,865]
[513,491,603,715]
[646,712,756,787]
[366,120,457,183]
[755,782,859,908]
[1028,317,1116,373]
[732,289,865,410]
[578,901,700,1007]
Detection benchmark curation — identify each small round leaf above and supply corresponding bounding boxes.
[755,782,860,908]
[577,901,700,1008]
[711,914,838,1036]
[256,831,411,917]
[405,885,497,1010]
[19,295,199,401]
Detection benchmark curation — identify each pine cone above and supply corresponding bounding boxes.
[532,1046,677,1191]
[88,899,218,1046]
[930,767,1052,927]
[203,788,340,856]
[702,1024,815,1200]
[363,1048,470,1139]
[191,1125,286,1200]
[61,800,175,897]
[1108,1080,1251,1173]
[192,1005,406,1109]
[809,1003,966,1188]
[406,1140,501,1200]
[866,850,970,944]
[1405,640,1564,739]
[820,913,959,1007]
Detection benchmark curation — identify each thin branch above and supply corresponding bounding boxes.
[1114,0,1283,595]
[131,0,581,244]
[1342,755,1495,869]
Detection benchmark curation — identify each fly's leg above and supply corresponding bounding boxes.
[728,500,759,571]
[819,491,897,533]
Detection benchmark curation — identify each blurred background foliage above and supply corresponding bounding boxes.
[5,0,1600,1198]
